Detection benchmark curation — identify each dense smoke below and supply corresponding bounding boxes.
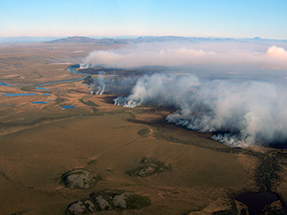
[84,40,287,147]
[115,74,287,147]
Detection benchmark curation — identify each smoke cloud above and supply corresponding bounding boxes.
[82,42,287,73]
[87,73,138,96]
[89,72,106,95]
[114,74,287,147]
[83,40,287,147]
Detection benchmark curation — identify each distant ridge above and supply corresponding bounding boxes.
[1,35,286,44]
[44,36,128,45]
[42,35,245,44]
[44,36,97,43]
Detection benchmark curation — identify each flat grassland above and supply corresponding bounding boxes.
[0,43,286,215]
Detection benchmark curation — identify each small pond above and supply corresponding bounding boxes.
[235,192,279,215]
[0,82,12,87]
[31,101,47,104]
[35,87,50,90]
[61,105,75,109]
[0,104,14,107]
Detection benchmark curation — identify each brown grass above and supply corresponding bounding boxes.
[0,43,276,215]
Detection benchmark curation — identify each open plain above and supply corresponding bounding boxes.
[1,42,287,215]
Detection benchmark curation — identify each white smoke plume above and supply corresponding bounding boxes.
[114,74,287,147]
[83,40,287,147]
[89,72,106,95]
[82,42,287,72]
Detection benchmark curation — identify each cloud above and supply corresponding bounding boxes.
[265,45,287,61]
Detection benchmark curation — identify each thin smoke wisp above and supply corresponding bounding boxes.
[89,72,106,95]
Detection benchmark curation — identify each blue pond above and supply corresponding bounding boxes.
[0,104,14,107]
[4,93,38,97]
[0,82,12,87]
[61,105,75,109]
[32,101,47,104]
[42,94,50,96]
[36,87,50,90]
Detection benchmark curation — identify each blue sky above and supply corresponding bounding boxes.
[1,0,287,39]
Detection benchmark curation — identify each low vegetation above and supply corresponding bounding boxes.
[137,128,150,136]
[61,169,103,189]
[79,99,99,107]
[66,190,151,214]
[126,157,171,177]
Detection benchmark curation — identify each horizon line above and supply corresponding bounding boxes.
[1,35,287,41]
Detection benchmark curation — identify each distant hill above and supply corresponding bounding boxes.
[44,36,240,45]
[134,36,196,43]
[44,36,97,43]
[44,36,128,45]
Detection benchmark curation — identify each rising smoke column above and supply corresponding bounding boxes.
[114,74,287,147]
[89,72,106,95]
[114,74,200,107]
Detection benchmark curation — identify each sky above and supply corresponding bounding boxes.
[1,0,287,39]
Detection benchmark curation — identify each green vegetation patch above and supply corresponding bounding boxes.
[87,159,97,165]
[79,99,99,107]
[20,86,34,91]
[137,128,150,136]
[83,75,92,83]
[66,190,151,215]
[255,153,280,192]
[126,157,171,177]
[55,97,65,104]
[61,169,102,189]
[125,194,151,209]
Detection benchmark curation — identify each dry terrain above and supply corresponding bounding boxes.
[0,43,287,215]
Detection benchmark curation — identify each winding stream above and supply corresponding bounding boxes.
[0,66,88,88]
